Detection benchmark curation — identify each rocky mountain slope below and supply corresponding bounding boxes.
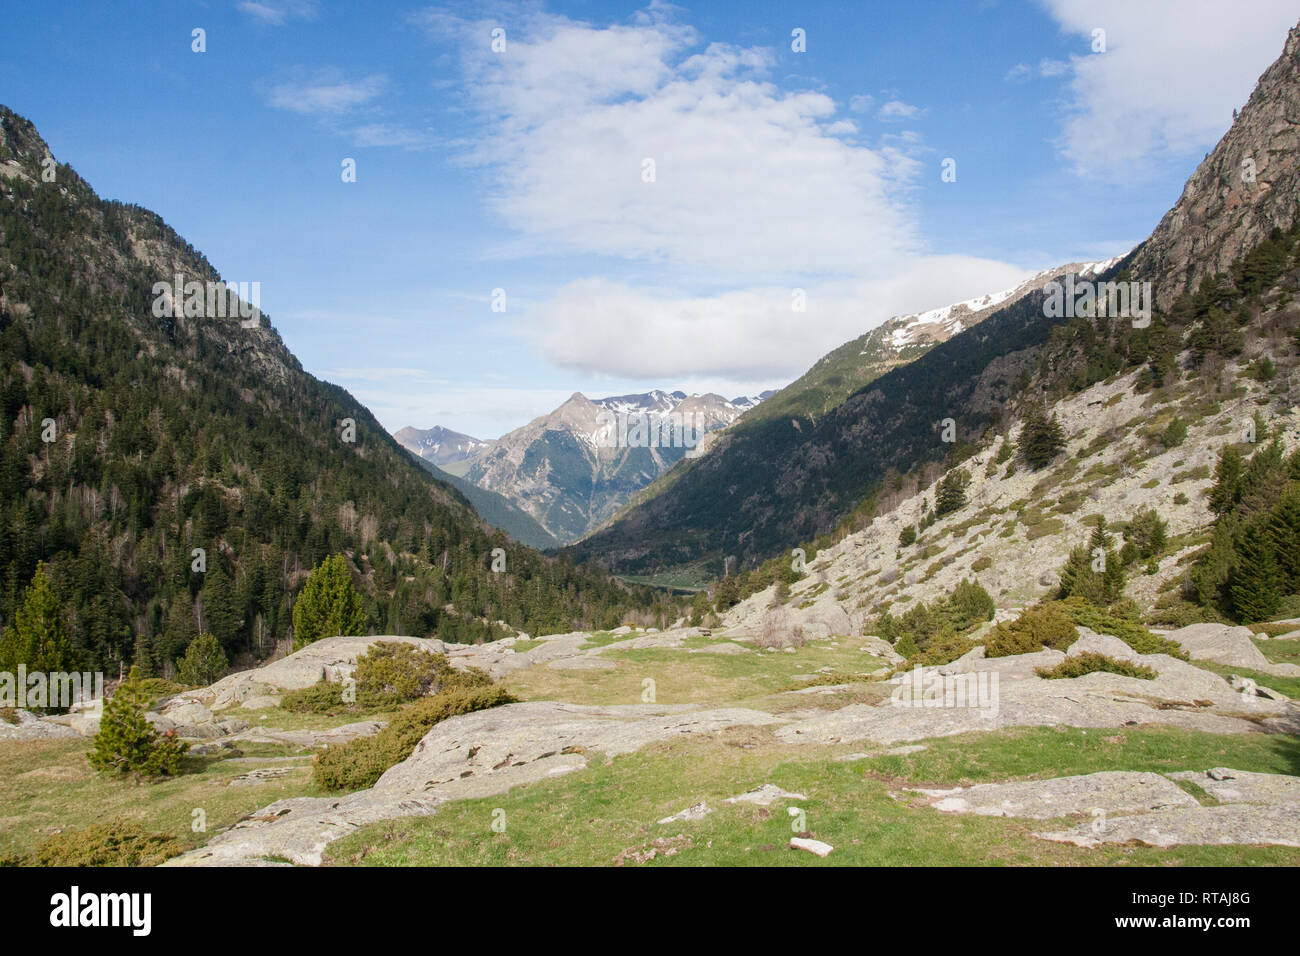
[1130,21,1300,308]
[392,425,488,468]
[453,388,770,544]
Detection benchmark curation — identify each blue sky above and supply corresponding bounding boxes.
[3,0,1297,438]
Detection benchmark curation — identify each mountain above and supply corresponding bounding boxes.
[454,388,769,544]
[568,261,1116,580]
[569,20,1300,584]
[407,455,559,550]
[0,105,674,672]
[393,424,488,468]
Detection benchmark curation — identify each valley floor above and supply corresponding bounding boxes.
[3,625,1298,867]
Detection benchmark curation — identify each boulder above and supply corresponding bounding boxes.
[909,771,1197,818]
[1163,623,1273,670]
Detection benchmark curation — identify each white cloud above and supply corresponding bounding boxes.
[420,7,921,278]
[1040,0,1300,174]
[878,99,924,120]
[268,73,388,115]
[848,93,875,112]
[237,1,318,26]
[521,256,1035,380]
[351,123,431,148]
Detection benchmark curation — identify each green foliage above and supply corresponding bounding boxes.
[0,563,79,683]
[1057,517,1126,605]
[688,591,711,626]
[1160,417,1188,448]
[1190,442,1300,623]
[355,642,490,702]
[88,667,188,778]
[1036,653,1157,680]
[984,605,1077,658]
[872,578,993,665]
[1053,597,1186,657]
[947,577,995,630]
[313,684,515,792]
[1120,509,1168,565]
[934,468,970,517]
[175,632,227,687]
[1017,407,1066,470]
[292,555,368,648]
[27,821,186,867]
[898,525,917,547]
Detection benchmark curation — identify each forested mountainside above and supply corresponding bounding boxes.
[0,105,674,674]
[407,454,559,550]
[568,23,1300,586]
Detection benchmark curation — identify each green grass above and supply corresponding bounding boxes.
[324,726,1300,867]
[505,639,889,710]
[1193,660,1300,699]
[0,737,324,862]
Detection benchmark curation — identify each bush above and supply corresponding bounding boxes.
[175,633,227,687]
[905,633,975,668]
[355,642,489,701]
[1160,417,1188,448]
[283,643,492,714]
[948,578,995,630]
[985,605,1078,657]
[88,668,188,778]
[1053,597,1187,658]
[1036,653,1157,680]
[899,526,917,547]
[313,684,516,792]
[29,821,186,867]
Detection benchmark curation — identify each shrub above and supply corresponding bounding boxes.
[1160,417,1188,448]
[899,525,917,547]
[88,668,188,778]
[175,633,228,687]
[984,605,1078,657]
[1036,653,1157,680]
[948,578,995,630]
[313,684,515,792]
[1054,597,1187,657]
[893,634,919,659]
[29,821,186,867]
[355,642,489,702]
[282,643,490,714]
[906,633,975,668]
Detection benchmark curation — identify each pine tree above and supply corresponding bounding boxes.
[175,633,228,687]
[160,593,198,671]
[291,554,367,648]
[131,632,157,679]
[0,563,78,674]
[1209,446,1244,515]
[1268,486,1300,593]
[200,562,241,654]
[88,667,187,778]
[689,591,712,626]
[935,468,970,517]
[1017,408,1065,470]
[1231,520,1281,623]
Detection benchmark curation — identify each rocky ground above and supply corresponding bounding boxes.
[7,607,1296,866]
